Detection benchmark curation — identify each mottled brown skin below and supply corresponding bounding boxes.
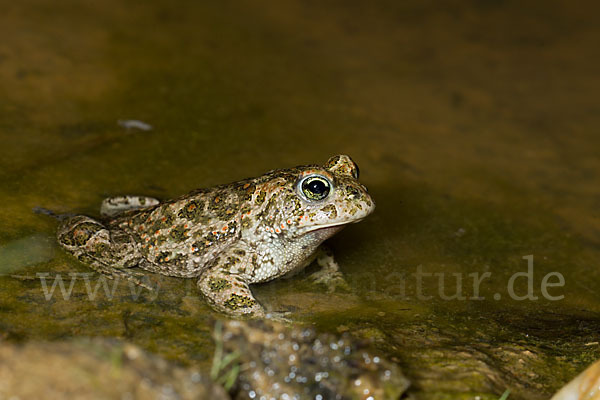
[57,155,375,318]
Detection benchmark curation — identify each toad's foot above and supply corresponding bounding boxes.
[308,246,350,293]
[87,261,154,291]
[100,195,160,217]
[264,311,293,324]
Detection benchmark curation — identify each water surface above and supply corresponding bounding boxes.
[1,1,599,398]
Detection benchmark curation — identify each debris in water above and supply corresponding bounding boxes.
[33,207,74,220]
[117,119,153,131]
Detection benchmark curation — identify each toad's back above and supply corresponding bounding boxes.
[108,180,258,277]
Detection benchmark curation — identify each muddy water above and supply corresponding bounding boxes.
[1,0,599,398]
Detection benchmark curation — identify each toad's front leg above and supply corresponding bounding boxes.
[197,255,265,318]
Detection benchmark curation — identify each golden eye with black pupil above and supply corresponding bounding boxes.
[300,175,331,201]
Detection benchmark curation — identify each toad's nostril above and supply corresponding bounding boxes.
[348,187,361,199]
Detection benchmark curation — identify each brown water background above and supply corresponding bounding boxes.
[1,1,599,398]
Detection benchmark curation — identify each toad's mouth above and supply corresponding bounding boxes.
[307,218,365,230]
[301,218,365,240]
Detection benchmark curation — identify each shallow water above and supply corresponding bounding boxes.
[1,0,600,398]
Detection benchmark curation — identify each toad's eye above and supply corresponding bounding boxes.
[300,175,331,201]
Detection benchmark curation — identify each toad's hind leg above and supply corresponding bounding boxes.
[57,215,151,289]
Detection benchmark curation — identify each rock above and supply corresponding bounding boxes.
[0,338,227,400]
[552,360,600,400]
[216,319,409,399]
